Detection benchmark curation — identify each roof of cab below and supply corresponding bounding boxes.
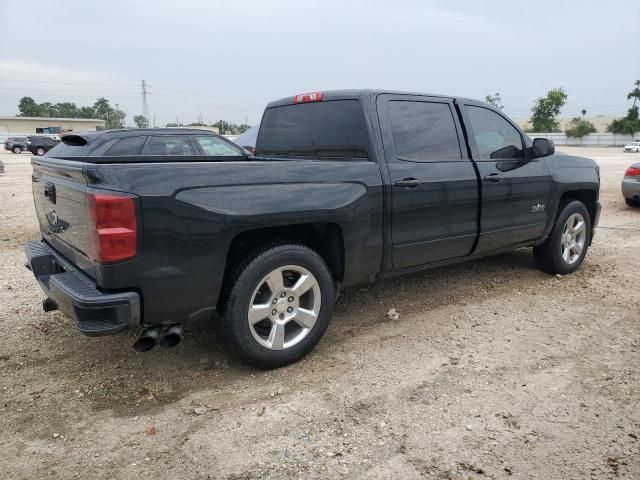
[265,89,470,109]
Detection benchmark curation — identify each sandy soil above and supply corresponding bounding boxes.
[0,147,639,479]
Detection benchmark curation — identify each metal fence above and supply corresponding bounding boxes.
[527,132,640,146]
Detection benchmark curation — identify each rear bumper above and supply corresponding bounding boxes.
[24,240,140,336]
[622,179,640,200]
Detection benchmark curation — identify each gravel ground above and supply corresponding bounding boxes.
[0,147,639,479]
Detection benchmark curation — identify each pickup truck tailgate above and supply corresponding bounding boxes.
[31,157,95,276]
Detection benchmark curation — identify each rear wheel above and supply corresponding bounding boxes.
[218,243,335,369]
[534,200,591,275]
[12,146,21,154]
[625,197,639,207]
[35,147,45,156]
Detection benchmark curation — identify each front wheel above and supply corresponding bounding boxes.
[217,243,335,369]
[12,146,22,154]
[35,147,46,156]
[534,200,591,275]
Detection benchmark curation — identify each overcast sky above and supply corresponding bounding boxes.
[0,0,638,126]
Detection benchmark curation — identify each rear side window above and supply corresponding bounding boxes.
[388,101,461,161]
[148,135,193,156]
[193,135,242,156]
[105,136,146,156]
[257,100,369,159]
[466,106,524,159]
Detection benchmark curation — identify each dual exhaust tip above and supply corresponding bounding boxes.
[133,324,182,352]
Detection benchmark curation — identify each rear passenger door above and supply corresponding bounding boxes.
[377,95,479,269]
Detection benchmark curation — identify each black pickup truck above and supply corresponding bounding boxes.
[25,90,600,368]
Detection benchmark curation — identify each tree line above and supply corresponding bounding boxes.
[486,80,640,136]
[16,96,251,133]
[18,96,126,129]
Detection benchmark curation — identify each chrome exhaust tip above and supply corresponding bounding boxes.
[159,324,183,348]
[133,326,163,352]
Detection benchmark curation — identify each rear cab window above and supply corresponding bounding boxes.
[387,100,462,161]
[257,100,369,159]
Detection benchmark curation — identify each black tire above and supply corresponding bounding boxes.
[533,200,591,275]
[625,198,639,207]
[35,147,45,156]
[12,146,21,154]
[217,242,335,369]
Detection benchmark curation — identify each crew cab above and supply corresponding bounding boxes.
[25,91,601,368]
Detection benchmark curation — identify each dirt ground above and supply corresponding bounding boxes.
[0,147,638,479]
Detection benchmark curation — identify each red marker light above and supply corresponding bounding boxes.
[294,92,323,104]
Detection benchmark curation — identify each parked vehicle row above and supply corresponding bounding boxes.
[3,136,28,153]
[623,141,640,153]
[4,135,60,155]
[25,90,602,369]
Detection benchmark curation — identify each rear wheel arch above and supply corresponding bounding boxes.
[220,223,345,305]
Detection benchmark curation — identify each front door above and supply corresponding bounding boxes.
[377,95,479,269]
[460,103,551,253]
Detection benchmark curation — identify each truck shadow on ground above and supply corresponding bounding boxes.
[23,247,560,417]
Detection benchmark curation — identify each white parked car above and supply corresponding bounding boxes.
[623,141,640,153]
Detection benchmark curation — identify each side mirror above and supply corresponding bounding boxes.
[531,137,555,158]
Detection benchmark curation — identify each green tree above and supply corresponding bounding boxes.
[608,106,640,135]
[485,92,503,110]
[39,102,54,117]
[54,102,80,118]
[91,97,125,128]
[565,117,596,138]
[133,115,149,128]
[627,79,640,108]
[530,88,568,132]
[77,106,97,118]
[608,80,640,135]
[18,96,42,116]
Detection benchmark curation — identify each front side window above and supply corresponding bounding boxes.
[257,100,369,159]
[193,135,243,156]
[467,106,524,159]
[105,136,146,156]
[388,100,461,161]
[148,135,193,156]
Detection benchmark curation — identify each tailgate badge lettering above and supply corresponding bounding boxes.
[46,208,69,233]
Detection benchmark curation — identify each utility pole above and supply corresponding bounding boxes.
[115,103,120,128]
[153,114,156,128]
[141,80,149,127]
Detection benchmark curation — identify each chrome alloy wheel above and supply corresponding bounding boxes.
[247,265,321,350]
[561,213,587,264]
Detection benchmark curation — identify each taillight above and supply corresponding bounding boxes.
[625,166,640,177]
[294,91,323,104]
[88,193,137,262]
[246,146,256,155]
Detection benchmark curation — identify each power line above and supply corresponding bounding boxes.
[141,80,149,126]
[151,94,262,114]
[0,78,136,87]
[152,85,265,107]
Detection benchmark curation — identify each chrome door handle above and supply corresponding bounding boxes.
[394,178,421,188]
[483,173,502,183]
